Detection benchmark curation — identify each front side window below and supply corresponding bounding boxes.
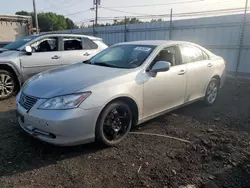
[63,37,83,51]
[89,45,155,69]
[31,37,58,52]
[150,46,182,69]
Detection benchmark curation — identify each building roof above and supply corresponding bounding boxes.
[0,14,31,23]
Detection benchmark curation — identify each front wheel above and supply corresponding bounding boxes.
[204,78,219,106]
[95,101,132,146]
[0,70,17,101]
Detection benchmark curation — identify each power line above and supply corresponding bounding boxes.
[101,0,205,8]
[65,9,91,16]
[43,0,69,14]
[100,7,153,16]
[96,7,248,21]
[62,0,86,8]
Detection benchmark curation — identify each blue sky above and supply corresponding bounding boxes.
[0,0,246,25]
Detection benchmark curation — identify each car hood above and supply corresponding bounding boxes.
[0,50,19,60]
[23,63,132,98]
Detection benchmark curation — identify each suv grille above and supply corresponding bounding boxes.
[19,93,38,111]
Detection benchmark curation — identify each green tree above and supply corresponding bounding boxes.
[151,18,163,22]
[16,11,30,16]
[15,11,78,32]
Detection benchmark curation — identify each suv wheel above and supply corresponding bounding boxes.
[0,70,16,100]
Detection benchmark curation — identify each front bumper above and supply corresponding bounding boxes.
[16,98,102,146]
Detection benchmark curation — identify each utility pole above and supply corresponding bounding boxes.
[33,0,39,34]
[94,0,100,26]
[95,1,98,26]
[169,9,173,40]
[236,0,248,74]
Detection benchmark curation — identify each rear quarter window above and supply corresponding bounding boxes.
[83,38,98,49]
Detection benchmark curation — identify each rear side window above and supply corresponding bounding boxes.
[180,44,208,63]
[203,51,210,60]
[63,37,83,51]
[83,38,98,49]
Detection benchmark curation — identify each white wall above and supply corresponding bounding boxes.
[0,21,28,42]
[57,14,250,74]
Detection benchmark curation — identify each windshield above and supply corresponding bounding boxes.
[89,45,156,68]
[3,35,39,50]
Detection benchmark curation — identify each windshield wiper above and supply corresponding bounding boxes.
[93,62,119,68]
[83,60,91,64]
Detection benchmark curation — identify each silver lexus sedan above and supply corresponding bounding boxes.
[16,40,226,146]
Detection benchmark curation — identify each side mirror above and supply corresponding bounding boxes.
[25,46,32,55]
[151,61,171,73]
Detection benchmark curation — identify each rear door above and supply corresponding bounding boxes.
[20,36,61,81]
[180,44,215,102]
[61,36,98,65]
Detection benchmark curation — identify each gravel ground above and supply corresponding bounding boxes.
[0,78,250,188]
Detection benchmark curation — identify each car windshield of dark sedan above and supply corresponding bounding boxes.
[89,45,156,68]
[3,35,39,50]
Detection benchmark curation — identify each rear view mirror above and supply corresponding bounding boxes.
[25,46,32,55]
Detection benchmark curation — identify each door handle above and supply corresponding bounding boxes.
[207,63,213,67]
[83,52,91,56]
[51,55,60,59]
[178,70,186,75]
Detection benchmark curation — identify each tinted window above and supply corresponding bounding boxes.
[152,46,182,67]
[180,44,205,63]
[203,51,209,60]
[3,35,39,50]
[63,37,82,51]
[31,37,58,52]
[83,38,98,49]
[89,45,155,68]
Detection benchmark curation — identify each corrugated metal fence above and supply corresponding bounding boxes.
[57,14,250,75]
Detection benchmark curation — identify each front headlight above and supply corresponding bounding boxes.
[38,92,91,110]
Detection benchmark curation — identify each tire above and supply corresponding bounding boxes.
[204,78,219,106]
[95,101,132,146]
[0,70,17,101]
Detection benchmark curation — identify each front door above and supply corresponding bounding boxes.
[20,37,61,81]
[143,46,187,118]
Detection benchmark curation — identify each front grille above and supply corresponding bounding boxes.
[19,92,38,111]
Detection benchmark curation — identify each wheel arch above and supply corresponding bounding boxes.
[212,75,221,85]
[0,63,22,89]
[99,96,139,126]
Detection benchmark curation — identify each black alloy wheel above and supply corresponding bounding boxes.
[96,101,132,146]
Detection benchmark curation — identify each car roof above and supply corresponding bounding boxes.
[35,33,102,41]
[115,40,216,57]
[116,40,185,46]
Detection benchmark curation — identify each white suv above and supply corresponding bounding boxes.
[0,33,107,100]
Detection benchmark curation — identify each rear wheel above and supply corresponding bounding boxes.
[95,101,132,146]
[204,78,219,106]
[0,70,16,101]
